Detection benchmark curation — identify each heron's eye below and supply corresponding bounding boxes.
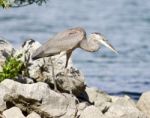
[102,38,108,42]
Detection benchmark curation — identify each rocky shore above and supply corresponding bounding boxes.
[0,38,150,118]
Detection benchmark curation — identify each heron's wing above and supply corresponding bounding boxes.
[32,27,86,59]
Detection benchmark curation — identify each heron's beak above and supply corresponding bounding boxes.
[100,39,118,54]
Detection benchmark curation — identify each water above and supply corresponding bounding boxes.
[0,0,150,99]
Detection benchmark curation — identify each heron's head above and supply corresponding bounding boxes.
[91,32,118,54]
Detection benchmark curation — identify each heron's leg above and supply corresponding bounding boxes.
[50,57,58,92]
[65,52,73,95]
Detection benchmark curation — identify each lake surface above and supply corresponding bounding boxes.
[0,0,150,99]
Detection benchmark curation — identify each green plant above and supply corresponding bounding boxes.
[0,0,10,8]
[0,55,24,82]
[0,0,47,8]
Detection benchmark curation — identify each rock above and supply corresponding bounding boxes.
[80,87,111,104]
[105,96,148,118]
[22,39,41,53]
[79,105,106,118]
[2,107,25,118]
[118,113,148,118]
[29,57,85,95]
[39,93,77,118]
[14,39,41,63]
[76,102,90,117]
[1,79,51,102]
[27,112,41,118]
[137,91,150,116]
[0,85,11,111]
[1,79,77,118]
[16,76,34,84]
[112,95,137,108]
[56,67,86,95]
[78,87,112,113]
[0,38,15,70]
[97,102,111,114]
[110,95,123,103]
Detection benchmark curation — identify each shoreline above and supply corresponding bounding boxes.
[0,39,149,118]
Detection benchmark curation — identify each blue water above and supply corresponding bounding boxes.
[0,0,150,99]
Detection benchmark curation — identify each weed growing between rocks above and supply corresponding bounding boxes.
[0,0,10,8]
[0,54,23,81]
[0,52,30,82]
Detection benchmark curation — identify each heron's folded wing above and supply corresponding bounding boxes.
[32,27,86,59]
[35,28,86,56]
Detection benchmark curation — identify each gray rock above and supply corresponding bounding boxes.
[14,39,41,63]
[76,102,90,117]
[79,105,106,118]
[110,95,123,103]
[80,87,111,105]
[56,67,85,95]
[1,79,77,118]
[2,107,25,118]
[119,113,149,118]
[137,91,150,117]
[0,38,15,71]
[39,93,77,118]
[1,79,51,103]
[0,85,11,111]
[105,96,148,118]
[97,102,111,114]
[78,87,112,114]
[77,102,89,111]
[27,112,41,118]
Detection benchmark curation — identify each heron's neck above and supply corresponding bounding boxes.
[80,37,100,52]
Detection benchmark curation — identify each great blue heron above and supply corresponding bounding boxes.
[32,27,118,92]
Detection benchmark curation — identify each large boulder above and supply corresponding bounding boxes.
[0,85,11,111]
[56,67,85,95]
[105,96,148,118]
[78,87,112,115]
[137,91,150,116]
[76,102,90,117]
[1,79,78,118]
[1,79,51,103]
[80,87,111,103]
[79,105,106,118]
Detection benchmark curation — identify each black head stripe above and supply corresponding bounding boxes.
[92,32,102,35]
